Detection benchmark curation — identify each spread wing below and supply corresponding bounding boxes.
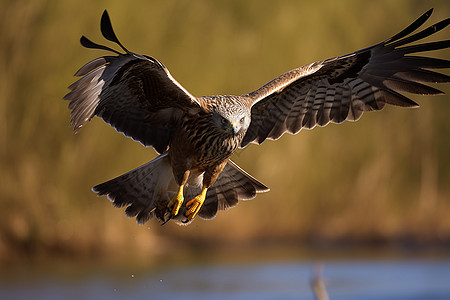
[64,10,201,154]
[241,9,450,147]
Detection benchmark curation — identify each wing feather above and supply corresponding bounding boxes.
[64,10,200,154]
[241,10,449,147]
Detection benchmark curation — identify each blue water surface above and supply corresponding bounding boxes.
[1,259,449,300]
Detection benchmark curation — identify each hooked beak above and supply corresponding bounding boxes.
[230,123,239,136]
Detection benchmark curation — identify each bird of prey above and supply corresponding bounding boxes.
[64,9,449,225]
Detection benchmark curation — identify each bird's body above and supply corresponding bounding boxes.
[64,9,450,225]
[176,95,248,171]
[165,95,252,222]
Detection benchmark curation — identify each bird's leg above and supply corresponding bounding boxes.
[167,184,184,216]
[167,169,190,216]
[185,187,208,220]
[184,161,226,220]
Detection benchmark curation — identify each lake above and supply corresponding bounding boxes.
[1,258,449,299]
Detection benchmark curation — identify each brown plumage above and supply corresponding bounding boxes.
[64,9,449,225]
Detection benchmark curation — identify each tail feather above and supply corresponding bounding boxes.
[92,153,176,224]
[198,160,269,220]
[93,155,269,225]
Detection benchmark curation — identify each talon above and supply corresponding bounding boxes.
[167,185,184,216]
[185,188,208,220]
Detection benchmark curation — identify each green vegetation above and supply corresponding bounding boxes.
[1,0,449,265]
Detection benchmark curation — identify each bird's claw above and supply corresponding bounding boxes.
[185,188,207,220]
[167,191,184,216]
[185,196,204,220]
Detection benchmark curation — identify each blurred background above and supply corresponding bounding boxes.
[1,0,450,298]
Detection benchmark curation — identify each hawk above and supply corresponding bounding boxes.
[64,9,449,225]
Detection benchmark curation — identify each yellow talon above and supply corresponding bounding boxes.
[185,188,208,220]
[167,185,184,216]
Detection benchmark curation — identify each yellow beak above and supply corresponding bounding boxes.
[231,122,239,135]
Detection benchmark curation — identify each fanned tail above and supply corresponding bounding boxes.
[92,153,177,224]
[197,160,270,221]
[93,155,269,225]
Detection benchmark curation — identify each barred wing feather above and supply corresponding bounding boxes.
[64,10,200,154]
[241,9,450,147]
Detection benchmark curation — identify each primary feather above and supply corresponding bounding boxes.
[241,8,449,147]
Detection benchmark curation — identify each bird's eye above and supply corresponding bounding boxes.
[221,118,227,125]
[240,116,245,124]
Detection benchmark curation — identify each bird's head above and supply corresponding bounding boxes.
[211,96,250,137]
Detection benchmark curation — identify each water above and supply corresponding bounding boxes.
[1,259,449,300]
